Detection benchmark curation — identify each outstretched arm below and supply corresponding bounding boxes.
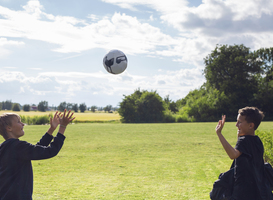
[26,111,74,160]
[216,115,241,160]
[37,111,61,146]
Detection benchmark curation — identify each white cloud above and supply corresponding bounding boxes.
[0,66,203,105]
[0,3,177,56]
[226,0,273,21]
[0,37,24,58]
[22,0,44,18]
[29,68,42,70]
[87,14,99,21]
[192,0,227,20]
[102,0,188,13]
[102,0,273,49]
[0,37,24,46]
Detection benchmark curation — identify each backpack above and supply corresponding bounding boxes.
[210,163,273,200]
[210,167,234,200]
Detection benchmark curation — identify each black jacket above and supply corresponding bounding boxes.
[0,133,65,200]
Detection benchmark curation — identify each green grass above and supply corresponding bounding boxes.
[1,121,273,199]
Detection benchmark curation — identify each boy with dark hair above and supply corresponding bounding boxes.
[0,110,75,200]
[214,106,272,200]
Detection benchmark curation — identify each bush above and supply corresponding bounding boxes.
[176,115,189,122]
[176,86,229,122]
[163,110,176,123]
[119,89,165,123]
[136,91,165,123]
[176,107,195,122]
[35,116,49,125]
[20,115,50,125]
[256,130,273,165]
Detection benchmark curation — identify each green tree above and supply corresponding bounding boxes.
[164,95,178,113]
[67,103,73,111]
[175,45,273,121]
[12,103,21,111]
[164,95,171,104]
[119,89,165,123]
[119,89,143,123]
[72,104,78,112]
[182,85,229,121]
[23,104,30,111]
[38,101,48,112]
[169,102,179,113]
[136,91,165,122]
[58,102,67,112]
[1,100,12,110]
[255,47,273,72]
[90,105,97,112]
[79,103,87,113]
[104,105,112,113]
[252,47,273,119]
[203,44,263,115]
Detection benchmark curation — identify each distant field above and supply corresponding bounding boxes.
[0,110,121,122]
[0,121,271,199]
[73,112,121,122]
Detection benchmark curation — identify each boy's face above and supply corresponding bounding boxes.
[6,116,25,139]
[235,114,254,136]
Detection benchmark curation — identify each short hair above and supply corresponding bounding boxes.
[238,107,264,130]
[0,113,20,140]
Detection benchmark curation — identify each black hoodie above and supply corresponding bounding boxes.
[0,133,65,200]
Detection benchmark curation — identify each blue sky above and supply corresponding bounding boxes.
[1,0,273,108]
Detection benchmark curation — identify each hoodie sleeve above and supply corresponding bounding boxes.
[36,132,54,147]
[16,133,66,160]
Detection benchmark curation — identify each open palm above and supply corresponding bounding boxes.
[50,111,61,129]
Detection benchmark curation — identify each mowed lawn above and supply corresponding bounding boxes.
[1,121,273,199]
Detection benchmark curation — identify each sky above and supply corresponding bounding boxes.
[1,0,273,108]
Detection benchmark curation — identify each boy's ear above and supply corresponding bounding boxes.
[6,125,12,132]
[249,122,255,129]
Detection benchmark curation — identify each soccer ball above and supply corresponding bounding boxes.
[103,50,127,74]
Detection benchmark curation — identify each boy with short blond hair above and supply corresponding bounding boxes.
[0,110,75,200]
[214,106,272,200]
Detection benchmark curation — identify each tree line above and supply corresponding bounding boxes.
[0,100,118,113]
[119,44,273,122]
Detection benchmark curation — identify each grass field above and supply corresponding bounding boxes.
[0,110,121,122]
[0,121,273,199]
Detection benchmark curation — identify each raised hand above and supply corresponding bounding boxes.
[59,109,75,129]
[216,115,226,135]
[47,111,61,135]
[50,111,61,129]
